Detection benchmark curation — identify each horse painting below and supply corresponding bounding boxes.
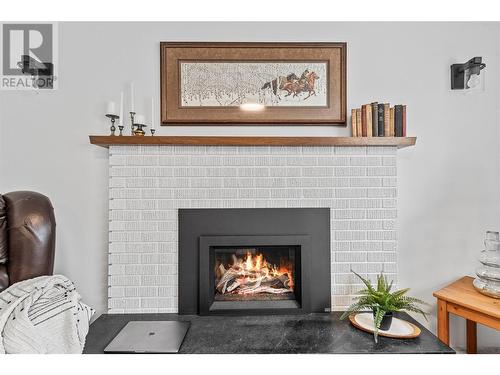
[261,73,299,99]
[262,70,320,101]
[179,61,327,107]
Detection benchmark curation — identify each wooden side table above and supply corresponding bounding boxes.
[433,276,500,353]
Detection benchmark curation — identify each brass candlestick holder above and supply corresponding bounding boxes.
[133,123,147,136]
[105,114,119,136]
[129,111,136,135]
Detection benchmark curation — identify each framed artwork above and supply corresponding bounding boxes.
[160,42,346,125]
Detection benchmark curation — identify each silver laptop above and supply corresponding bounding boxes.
[104,321,190,354]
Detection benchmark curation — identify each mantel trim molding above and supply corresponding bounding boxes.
[89,135,416,148]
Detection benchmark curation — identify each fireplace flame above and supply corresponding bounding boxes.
[216,251,294,296]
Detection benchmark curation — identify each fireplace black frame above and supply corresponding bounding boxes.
[199,235,311,315]
[178,208,331,315]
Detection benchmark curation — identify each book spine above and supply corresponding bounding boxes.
[395,105,403,137]
[371,102,378,137]
[356,108,362,136]
[384,103,390,136]
[361,105,367,137]
[389,107,395,137]
[351,109,357,137]
[402,105,407,137]
[366,104,373,137]
[377,104,385,136]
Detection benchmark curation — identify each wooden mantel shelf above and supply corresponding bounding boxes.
[89,135,416,148]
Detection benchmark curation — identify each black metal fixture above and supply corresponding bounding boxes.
[451,57,486,90]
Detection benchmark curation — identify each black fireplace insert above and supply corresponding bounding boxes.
[178,208,330,315]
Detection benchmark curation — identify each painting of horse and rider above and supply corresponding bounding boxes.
[180,62,328,107]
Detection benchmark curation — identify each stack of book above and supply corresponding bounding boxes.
[351,102,407,137]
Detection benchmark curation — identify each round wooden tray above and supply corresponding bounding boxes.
[349,313,421,339]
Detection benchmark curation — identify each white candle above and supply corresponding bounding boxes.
[106,101,116,115]
[135,114,145,124]
[130,82,135,112]
[151,97,155,129]
[119,91,124,126]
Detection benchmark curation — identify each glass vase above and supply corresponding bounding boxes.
[473,231,500,298]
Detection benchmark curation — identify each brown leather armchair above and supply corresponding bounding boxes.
[0,191,56,292]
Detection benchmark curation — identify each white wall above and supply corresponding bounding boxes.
[1,22,499,350]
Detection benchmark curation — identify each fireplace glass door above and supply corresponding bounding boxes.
[198,234,312,315]
[214,246,299,303]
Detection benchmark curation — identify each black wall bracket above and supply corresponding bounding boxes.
[451,57,486,90]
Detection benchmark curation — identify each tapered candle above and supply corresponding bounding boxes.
[151,97,155,130]
[130,82,135,112]
[135,114,145,124]
[118,91,123,126]
[106,101,116,115]
[119,92,124,126]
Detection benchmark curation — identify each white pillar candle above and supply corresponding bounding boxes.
[130,82,135,112]
[151,97,155,129]
[135,114,145,124]
[119,91,124,126]
[107,101,116,115]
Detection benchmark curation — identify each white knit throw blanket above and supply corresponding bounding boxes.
[0,275,94,354]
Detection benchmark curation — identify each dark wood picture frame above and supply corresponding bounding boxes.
[160,42,347,125]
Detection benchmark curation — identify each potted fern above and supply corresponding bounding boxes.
[340,271,428,342]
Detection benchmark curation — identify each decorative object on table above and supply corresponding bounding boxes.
[351,102,407,138]
[473,230,500,298]
[348,312,421,339]
[340,271,428,342]
[133,114,147,136]
[160,42,346,125]
[451,57,486,90]
[150,128,156,136]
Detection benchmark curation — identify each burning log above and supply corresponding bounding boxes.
[215,251,294,296]
[218,263,226,276]
[215,263,227,281]
[226,280,240,292]
[238,285,291,294]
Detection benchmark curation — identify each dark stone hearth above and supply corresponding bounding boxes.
[84,312,455,354]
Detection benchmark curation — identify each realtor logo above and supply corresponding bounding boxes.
[1,23,58,90]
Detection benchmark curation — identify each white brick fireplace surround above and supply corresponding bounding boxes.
[107,145,398,313]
